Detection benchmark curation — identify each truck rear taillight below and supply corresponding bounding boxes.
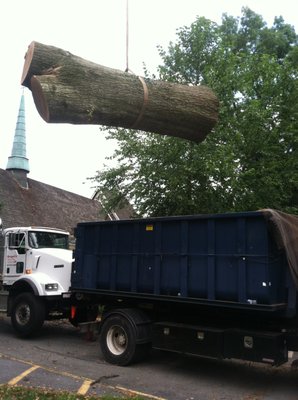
[71,305,76,319]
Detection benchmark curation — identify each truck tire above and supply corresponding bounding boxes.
[11,293,45,337]
[99,312,151,366]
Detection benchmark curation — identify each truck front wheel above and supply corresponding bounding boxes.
[11,293,45,337]
[100,313,151,366]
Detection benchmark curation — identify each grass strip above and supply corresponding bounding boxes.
[0,385,144,400]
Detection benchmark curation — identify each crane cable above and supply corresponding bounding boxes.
[125,0,130,73]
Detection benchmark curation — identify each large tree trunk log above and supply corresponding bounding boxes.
[21,41,219,142]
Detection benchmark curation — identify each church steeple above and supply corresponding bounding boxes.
[6,93,30,188]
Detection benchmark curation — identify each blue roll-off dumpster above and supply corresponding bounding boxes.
[71,209,298,366]
[72,209,298,318]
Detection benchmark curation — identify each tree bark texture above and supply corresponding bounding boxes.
[21,41,219,143]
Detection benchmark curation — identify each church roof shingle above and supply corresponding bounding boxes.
[0,169,102,235]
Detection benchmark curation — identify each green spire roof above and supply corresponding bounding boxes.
[6,93,30,173]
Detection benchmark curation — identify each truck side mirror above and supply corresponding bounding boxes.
[0,218,3,235]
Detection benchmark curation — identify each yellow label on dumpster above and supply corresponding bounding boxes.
[146,224,154,231]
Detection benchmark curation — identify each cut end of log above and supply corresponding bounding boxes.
[21,41,36,88]
[30,76,49,122]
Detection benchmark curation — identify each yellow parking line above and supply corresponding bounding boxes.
[8,365,39,386]
[113,385,167,400]
[0,353,89,381]
[77,379,93,395]
[1,353,165,399]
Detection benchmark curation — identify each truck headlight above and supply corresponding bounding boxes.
[45,283,59,291]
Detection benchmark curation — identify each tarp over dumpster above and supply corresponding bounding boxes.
[262,209,298,288]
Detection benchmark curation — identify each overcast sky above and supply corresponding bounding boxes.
[1,0,297,198]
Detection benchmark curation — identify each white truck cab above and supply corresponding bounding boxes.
[0,218,73,336]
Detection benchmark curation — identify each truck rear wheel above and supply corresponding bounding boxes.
[11,293,45,337]
[99,311,151,366]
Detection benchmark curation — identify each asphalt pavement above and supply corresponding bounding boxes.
[1,312,298,399]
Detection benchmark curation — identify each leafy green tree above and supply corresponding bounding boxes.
[91,8,298,216]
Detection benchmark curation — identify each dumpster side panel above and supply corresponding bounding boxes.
[72,212,293,312]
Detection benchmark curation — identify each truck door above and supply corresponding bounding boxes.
[4,232,27,279]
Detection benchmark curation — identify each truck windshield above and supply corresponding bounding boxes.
[28,231,69,249]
